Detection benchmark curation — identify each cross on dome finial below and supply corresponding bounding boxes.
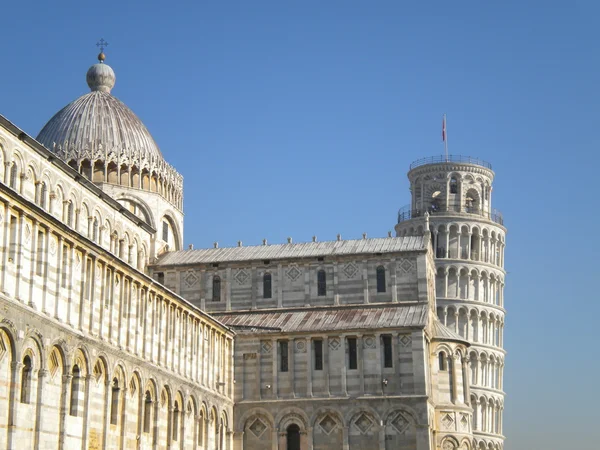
[96,38,109,62]
[96,38,108,52]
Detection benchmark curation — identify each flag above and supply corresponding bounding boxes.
[442,115,446,142]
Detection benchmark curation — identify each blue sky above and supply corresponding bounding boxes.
[1,1,597,448]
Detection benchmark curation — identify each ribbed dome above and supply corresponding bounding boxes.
[36,61,162,162]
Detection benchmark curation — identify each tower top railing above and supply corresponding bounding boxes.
[409,155,493,171]
[397,204,504,226]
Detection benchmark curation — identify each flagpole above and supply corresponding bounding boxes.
[443,113,449,161]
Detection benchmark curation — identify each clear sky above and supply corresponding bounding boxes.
[1,1,597,448]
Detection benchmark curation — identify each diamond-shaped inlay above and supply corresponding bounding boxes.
[342,262,358,279]
[261,341,272,354]
[460,414,468,430]
[49,237,57,255]
[441,413,454,430]
[363,336,375,349]
[295,339,306,353]
[329,337,340,350]
[249,418,267,437]
[400,335,412,347]
[443,441,457,450]
[184,270,199,288]
[286,265,301,282]
[399,258,413,273]
[354,413,373,434]
[24,225,31,243]
[234,269,249,285]
[319,415,337,435]
[391,412,410,433]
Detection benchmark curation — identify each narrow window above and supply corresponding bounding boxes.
[317,269,326,296]
[348,337,357,370]
[20,355,32,404]
[39,182,47,209]
[69,365,81,416]
[450,177,458,194]
[61,244,69,288]
[8,215,17,262]
[382,335,393,368]
[110,378,120,425]
[9,163,17,189]
[439,352,446,371]
[263,273,272,299]
[279,340,288,372]
[212,276,221,301]
[155,272,164,285]
[376,266,386,293]
[143,391,152,433]
[198,412,204,445]
[91,218,98,242]
[162,221,169,242]
[172,401,180,441]
[314,340,323,370]
[36,231,45,276]
[67,201,74,227]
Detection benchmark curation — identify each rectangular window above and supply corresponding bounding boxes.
[155,272,164,285]
[382,335,393,368]
[317,270,326,296]
[314,340,323,371]
[162,222,169,242]
[279,340,288,372]
[36,231,45,276]
[8,215,17,261]
[348,337,357,370]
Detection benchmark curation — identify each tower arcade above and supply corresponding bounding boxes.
[395,155,506,449]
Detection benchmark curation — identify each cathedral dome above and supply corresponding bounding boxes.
[35,53,183,212]
[36,56,163,164]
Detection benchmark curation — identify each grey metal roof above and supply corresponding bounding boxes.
[430,319,470,345]
[37,62,163,162]
[213,303,428,334]
[154,236,425,266]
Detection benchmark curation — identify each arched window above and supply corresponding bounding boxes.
[20,355,32,404]
[9,163,18,189]
[450,177,458,194]
[286,424,301,450]
[212,276,221,302]
[110,378,120,425]
[376,266,386,293]
[438,352,446,371]
[263,273,272,299]
[69,365,81,416]
[197,411,205,445]
[92,218,99,242]
[36,182,48,209]
[317,270,326,296]
[66,201,74,227]
[172,401,180,441]
[143,391,152,433]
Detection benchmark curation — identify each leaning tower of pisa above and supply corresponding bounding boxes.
[395,155,506,449]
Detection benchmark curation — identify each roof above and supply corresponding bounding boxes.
[37,90,162,162]
[37,60,163,163]
[212,303,429,334]
[430,319,470,345]
[154,236,426,266]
